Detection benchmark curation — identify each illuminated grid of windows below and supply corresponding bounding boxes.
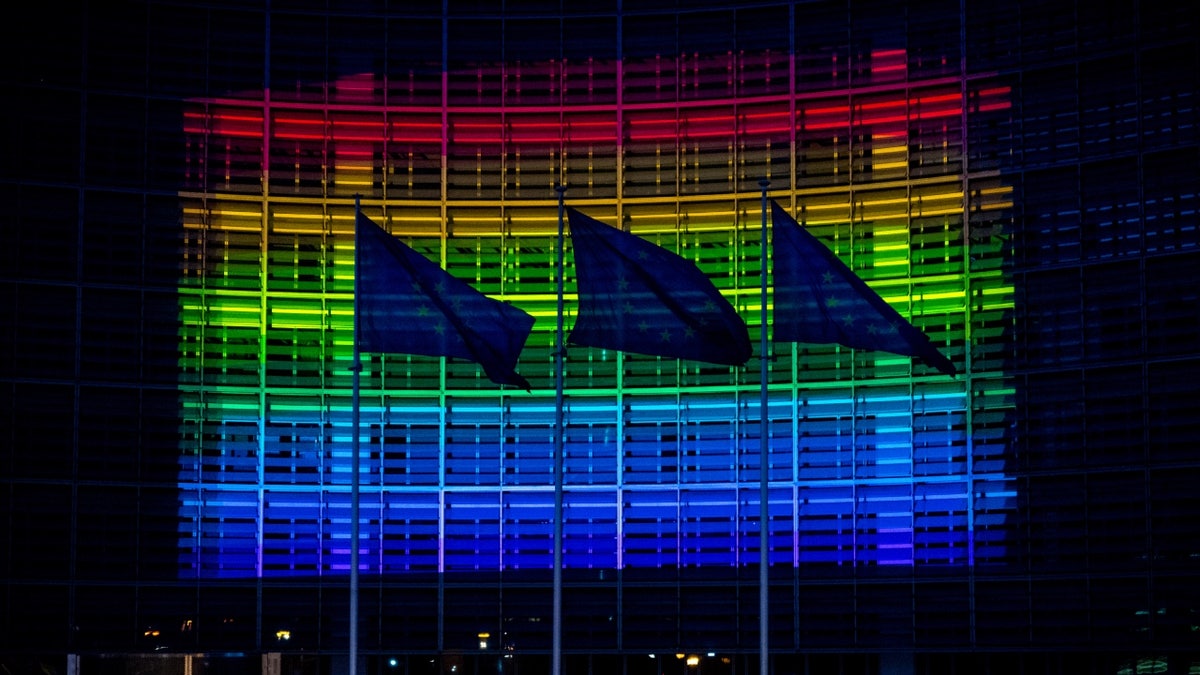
[176,42,1015,585]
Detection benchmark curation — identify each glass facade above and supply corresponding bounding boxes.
[2,2,1198,674]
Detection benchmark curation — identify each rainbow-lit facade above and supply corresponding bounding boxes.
[4,2,1199,674]
[178,53,1013,576]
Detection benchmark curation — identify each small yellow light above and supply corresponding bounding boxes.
[686,655,700,667]
[276,630,291,641]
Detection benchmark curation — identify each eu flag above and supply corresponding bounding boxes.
[356,212,535,389]
[567,208,751,366]
[771,201,956,376]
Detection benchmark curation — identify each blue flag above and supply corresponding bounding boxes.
[770,201,956,376]
[356,212,535,389]
[567,208,751,366]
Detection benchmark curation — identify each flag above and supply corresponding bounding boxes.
[770,200,956,376]
[567,208,751,366]
[355,212,535,389]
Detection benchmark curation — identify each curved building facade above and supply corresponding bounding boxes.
[3,2,1198,675]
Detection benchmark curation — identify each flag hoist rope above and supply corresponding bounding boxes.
[553,185,567,675]
[758,179,771,675]
[351,195,363,675]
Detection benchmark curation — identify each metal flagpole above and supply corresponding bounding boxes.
[758,179,770,675]
[553,185,567,675]
[350,195,362,675]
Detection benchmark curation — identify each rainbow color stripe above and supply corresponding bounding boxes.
[176,50,1014,578]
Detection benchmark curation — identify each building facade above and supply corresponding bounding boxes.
[2,1,1198,674]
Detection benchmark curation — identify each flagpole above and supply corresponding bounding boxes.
[553,184,567,675]
[758,179,770,675]
[350,196,362,675]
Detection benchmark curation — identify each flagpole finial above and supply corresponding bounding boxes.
[758,178,770,189]
[555,184,567,195]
